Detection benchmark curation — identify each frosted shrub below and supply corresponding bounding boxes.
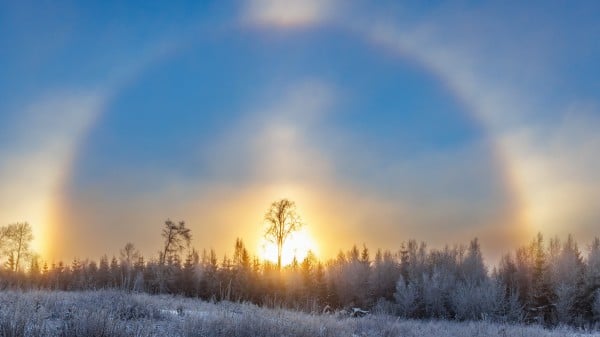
[394,276,418,317]
[0,307,31,337]
[450,281,497,321]
[372,297,396,315]
[112,294,161,320]
[60,311,128,337]
[0,293,45,337]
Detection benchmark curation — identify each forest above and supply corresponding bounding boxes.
[1,219,600,329]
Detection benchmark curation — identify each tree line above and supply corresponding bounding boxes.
[2,220,600,327]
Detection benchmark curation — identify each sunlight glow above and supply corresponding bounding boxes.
[259,227,318,266]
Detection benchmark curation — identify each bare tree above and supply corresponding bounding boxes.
[3,222,33,272]
[0,226,9,265]
[264,199,303,270]
[160,220,191,265]
[120,242,140,289]
[120,242,140,266]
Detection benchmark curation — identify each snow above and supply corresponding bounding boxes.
[1,290,599,337]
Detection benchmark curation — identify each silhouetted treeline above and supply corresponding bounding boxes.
[2,231,600,328]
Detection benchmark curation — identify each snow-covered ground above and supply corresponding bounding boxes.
[0,290,598,337]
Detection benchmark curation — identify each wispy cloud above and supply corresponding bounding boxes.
[242,0,338,28]
[209,79,335,182]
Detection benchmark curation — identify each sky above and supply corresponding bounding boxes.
[1,1,599,265]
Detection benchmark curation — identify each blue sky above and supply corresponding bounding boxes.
[1,1,599,263]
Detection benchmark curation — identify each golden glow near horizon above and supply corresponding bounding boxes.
[258,227,318,266]
[0,93,103,262]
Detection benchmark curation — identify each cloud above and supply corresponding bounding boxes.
[242,0,338,28]
[200,79,336,183]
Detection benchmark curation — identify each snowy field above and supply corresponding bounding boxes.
[0,290,599,337]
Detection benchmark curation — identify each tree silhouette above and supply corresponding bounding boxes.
[264,199,303,270]
[159,220,191,265]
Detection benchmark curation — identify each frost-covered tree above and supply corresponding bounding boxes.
[580,237,600,323]
[231,239,251,300]
[549,234,584,324]
[370,249,399,301]
[588,237,600,287]
[6,228,600,327]
[180,248,200,297]
[422,253,456,318]
[313,261,328,307]
[300,250,316,306]
[593,289,600,321]
[395,275,419,317]
[2,222,33,272]
[450,279,498,321]
[461,238,487,285]
[528,233,556,325]
[449,239,496,321]
[495,254,523,322]
[330,245,371,308]
[199,248,219,300]
[97,255,110,288]
[497,254,518,295]
[109,256,120,288]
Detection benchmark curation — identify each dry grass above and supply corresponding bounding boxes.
[0,290,597,337]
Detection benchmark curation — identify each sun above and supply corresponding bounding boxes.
[259,227,318,266]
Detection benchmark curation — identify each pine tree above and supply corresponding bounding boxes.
[29,255,41,288]
[579,237,600,323]
[462,238,487,285]
[87,260,98,289]
[110,256,120,288]
[529,233,556,326]
[399,243,410,285]
[314,262,328,308]
[232,239,251,301]
[550,234,584,325]
[180,249,199,297]
[70,258,83,290]
[370,249,399,301]
[98,255,110,288]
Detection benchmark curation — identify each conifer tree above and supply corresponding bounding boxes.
[529,233,556,325]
